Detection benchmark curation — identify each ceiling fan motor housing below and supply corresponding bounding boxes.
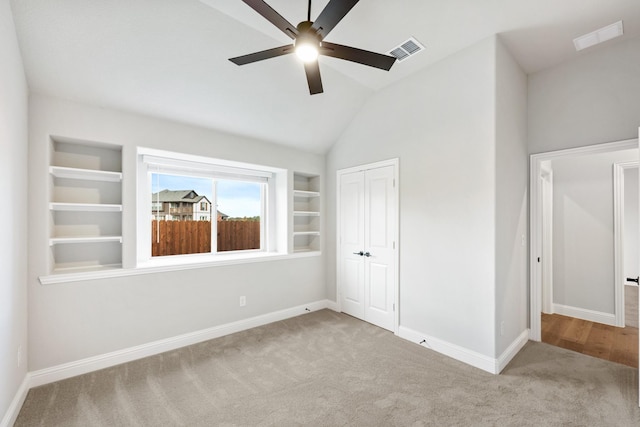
[295,21,322,48]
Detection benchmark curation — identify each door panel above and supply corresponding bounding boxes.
[339,171,365,319]
[368,262,389,311]
[363,165,396,331]
[343,258,363,305]
[368,176,389,248]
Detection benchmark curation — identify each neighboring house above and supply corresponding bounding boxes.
[151,189,213,221]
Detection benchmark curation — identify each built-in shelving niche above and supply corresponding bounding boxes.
[292,173,320,253]
[49,137,123,274]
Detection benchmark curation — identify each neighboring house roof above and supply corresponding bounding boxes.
[151,189,209,203]
[151,189,228,218]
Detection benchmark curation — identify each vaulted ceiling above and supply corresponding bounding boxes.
[10,0,640,152]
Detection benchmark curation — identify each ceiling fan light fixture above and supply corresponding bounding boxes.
[294,21,321,63]
[295,40,319,62]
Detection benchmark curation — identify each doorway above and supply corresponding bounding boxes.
[530,139,639,402]
[530,139,639,338]
[337,159,399,333]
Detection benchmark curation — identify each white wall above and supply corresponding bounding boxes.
[0,0,28,422]
[528,36,640,154]
[27,95,326,371]
[327,36,510,360]
[624,167,639,282]
[494,40,528,356]
[551,149,638,314]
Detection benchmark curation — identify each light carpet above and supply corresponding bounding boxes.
[15,310,640,426]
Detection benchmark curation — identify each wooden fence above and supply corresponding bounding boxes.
[151,220,260,256]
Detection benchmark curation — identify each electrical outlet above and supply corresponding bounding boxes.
[239,296,246,307]
[17,345,22,368]
[500,321,505,336]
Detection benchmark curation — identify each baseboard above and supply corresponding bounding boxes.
[325,299,339,311]
[0,374,31,427]
[552,303,616,326]
[496,329,530,373]
[29,300,335,388]
[398,326,498,374]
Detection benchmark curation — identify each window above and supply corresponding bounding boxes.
[138,148,286,266]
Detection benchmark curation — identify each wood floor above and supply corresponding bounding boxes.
[541,313,638,368]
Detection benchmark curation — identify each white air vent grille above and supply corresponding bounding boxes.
[574,21,624,51]
[389,37,425,62]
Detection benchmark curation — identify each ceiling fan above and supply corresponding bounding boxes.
[229,0,396,95]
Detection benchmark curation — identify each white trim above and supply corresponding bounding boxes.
[398,326,497,374]
[552,304,617,326]
[496,330,530,373]
[336,158,400,335]
[325,300,340,312]
[529,138,639,341]
[0,375,30,427]
[540,167,554,314]
[29,300,336,388]
[613,161,639,327]
[39,250,319,285]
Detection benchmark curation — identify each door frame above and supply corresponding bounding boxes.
[336,158,400,334]
[540,165,553,315]
[529,138,638,341]
[613,160,639,327]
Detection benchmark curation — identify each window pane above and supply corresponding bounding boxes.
[216,180,262,252]
[151,173,212,256]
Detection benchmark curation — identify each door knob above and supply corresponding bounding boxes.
[364,252,372,257]
[353,251,364,256]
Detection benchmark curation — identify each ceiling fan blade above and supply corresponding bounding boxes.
[241,0,299,39]
[229,45,294,65]
[320,42,396,71]
[311,0,360,39]
[304,61,323,95]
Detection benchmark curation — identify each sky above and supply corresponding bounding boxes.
[151,173,261,218]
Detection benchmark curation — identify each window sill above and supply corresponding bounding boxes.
[39,251,321,285]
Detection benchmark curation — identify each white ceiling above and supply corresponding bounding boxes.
[10,0,640,153]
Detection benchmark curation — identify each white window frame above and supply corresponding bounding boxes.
[137,147,287,268]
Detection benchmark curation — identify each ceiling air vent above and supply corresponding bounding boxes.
[573,20,624,51]
[389,37,425,62]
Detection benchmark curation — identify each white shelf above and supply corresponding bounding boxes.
[293,190,320,198]
[293,211,320,216]
[51,263,123,275]
[293,231,321,236]
[293,247,319,253]
[50,202,123,212]
[50,236,123,246]
[50,166,122,182]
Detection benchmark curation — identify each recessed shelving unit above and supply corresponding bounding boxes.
[48,137,123,274]
[293,172,320,253]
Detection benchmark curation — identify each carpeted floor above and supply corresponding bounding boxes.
[15,310,640,426]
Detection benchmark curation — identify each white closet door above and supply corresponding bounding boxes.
[339,170,365,319]
[339,163,397,332]
[363,165,396,331]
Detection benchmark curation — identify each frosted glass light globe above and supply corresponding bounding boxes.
[296,42,319,63]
